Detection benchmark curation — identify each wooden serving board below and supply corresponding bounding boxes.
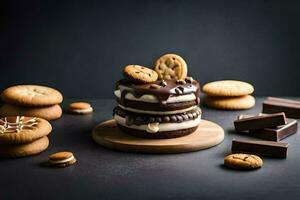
[92,119,224,154]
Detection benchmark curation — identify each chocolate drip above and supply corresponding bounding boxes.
[117,79,200,107]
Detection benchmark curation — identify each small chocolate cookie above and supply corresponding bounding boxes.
[48,151,76,167]
[0,116,52,144]
[123,65,158,84]
[0,136,49,158]
[0,104,62,121]
[69,102,93,115]
[154,54,187,80]
[224,153,263,170]
[1,85,63,107]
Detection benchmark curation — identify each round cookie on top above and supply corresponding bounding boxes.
[113,54,201,139]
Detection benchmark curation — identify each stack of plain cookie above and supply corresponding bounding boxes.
[0,116,52,157]
[0,85,63,120]
[202,80,255,110]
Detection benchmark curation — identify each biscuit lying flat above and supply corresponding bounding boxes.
[1,85,63,107]
[0,136,49,158]
[48,151,76,167]
[0,104,62,121]
[202,80,254,97]
[154,54,187,80]
[205,95,255,110]
[0,116,52,144]
[69,102,93,115]
[123,65,158,84]
[224,153,263,170]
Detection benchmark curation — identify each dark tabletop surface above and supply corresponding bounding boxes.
[1,97,300,200]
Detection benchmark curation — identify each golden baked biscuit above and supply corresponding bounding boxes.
[0,136,49,158]
[205,95,255,110]
[0,116,52,144]
[202,80,254,97]
[0,104,62,121]
[123,65,158,84]
[154,54,187,80]
[1,85,63,107]
[224,153,263,170]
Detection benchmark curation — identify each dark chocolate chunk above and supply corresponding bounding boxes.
[234,112,287,132]
[163,116,170,122]
[149,117,155,123]
[125,116,134,126]
[156,117,162,123]
[170,115,177,122]
[176,115,183,122]
[238,115,298,141]
[251,119,298,141]
[182,114,189,121]
[192,112,197,119]
[262,97,300,118]
[231,139,288,158]
[187,113,193,119]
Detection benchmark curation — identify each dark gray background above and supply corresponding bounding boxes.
[1,0,300,98]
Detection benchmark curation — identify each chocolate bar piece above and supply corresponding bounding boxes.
[232,139,288,158]
[250,119,298,141]
[237,115,298,141]
[234,112,287,132]
[263,97,300,118]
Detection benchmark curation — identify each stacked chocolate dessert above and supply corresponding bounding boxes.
[113,54,201,139]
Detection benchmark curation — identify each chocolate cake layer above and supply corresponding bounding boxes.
[113,106,201,125]
[116,98,197,111]
[117,124,197,139]
[115,79,200,109]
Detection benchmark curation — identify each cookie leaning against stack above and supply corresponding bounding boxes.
[0,85,63,120]
[0,116,52,157]
[202,80,255,110]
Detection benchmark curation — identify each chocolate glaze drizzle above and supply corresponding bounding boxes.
[116,79,200,108]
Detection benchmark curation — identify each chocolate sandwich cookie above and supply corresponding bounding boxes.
[114,78,200,113]
[113,106,202,139]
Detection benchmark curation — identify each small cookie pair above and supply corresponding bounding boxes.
[0,116,52,158]
[0,85,63,120]
[202,80,255,110]
[123,53,187,84]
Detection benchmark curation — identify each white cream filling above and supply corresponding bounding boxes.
[49,155,75,164]
[114,114,201,133]
[114,90,196,103]
[71,107,93,113]
[118,104,197,115]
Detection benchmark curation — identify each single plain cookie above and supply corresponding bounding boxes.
[69,102,93,115]
[224,153,263,170]
[0,136,49,158]
[202,80,254,97]
[0,116,52,144]
[48,151,76,167]
[205,95,255,110]
[0,104,62,121]
[1,85,63,107]
[123,65,158,84]
[154,54,187,80]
